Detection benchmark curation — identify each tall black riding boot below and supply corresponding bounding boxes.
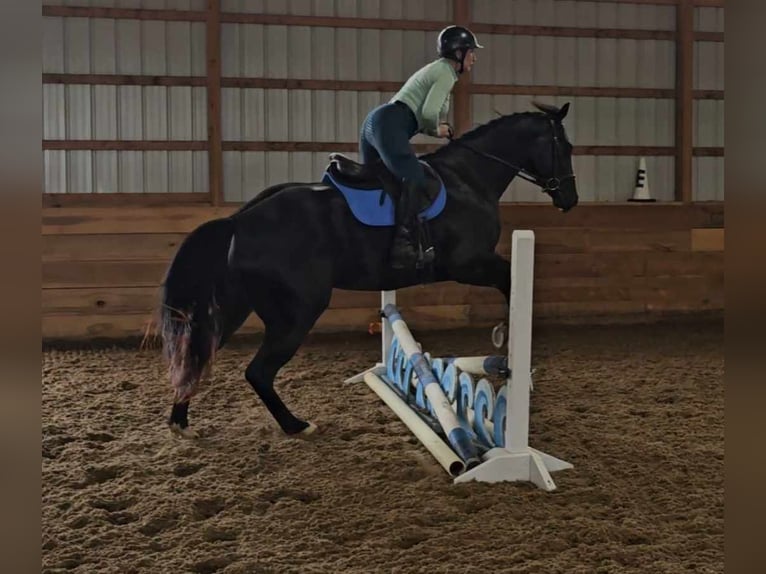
[390,179,421,269]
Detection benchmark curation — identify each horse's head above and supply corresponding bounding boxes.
[526,101,578,212]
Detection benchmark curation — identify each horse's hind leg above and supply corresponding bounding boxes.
[242,273,331,436]
[169,401,198,439]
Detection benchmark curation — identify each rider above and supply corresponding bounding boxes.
[358,25,482,269]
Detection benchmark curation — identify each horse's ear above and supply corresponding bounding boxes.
[557,102,570,121]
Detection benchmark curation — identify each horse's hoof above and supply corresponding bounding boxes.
[291,422,318,440]
[492,322,507,349]
[169,423,198,440]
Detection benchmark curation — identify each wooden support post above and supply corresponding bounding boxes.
[675,0,694,203]
[206,0,223,206]
[452,0,471,136]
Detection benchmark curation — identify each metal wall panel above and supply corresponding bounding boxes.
[473,94,675,202]
[693,7,724,201]
[94,151,118,194]
[222,88,396,142]
[694,41,724,92]
[693,157,723,202]
[45,151,67,194]
[52,1,206,8]
[473,35,674,89]
[221,0,450,18]
[43,16,205,75]
[119,151,145,193]
[43,85,67,139]
[693,100,724,201]
[44,150,209,194]
[222,24,447,83]
[695,7,724,33]
[223,150,358,202]
[68,151,93,194]
[43,84,207,192]
[472,94,674,147]
[473,0,674,30]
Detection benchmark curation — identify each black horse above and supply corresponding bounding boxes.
[158,101,578,438]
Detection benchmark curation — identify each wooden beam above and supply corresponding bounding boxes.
[470,23,675,41]
[694,32,724,42]
[43,139,688,157]
[42,193,209,208]
[693,89,725,100]
[221,142,443,153]
[222,142,681,156]
[40,74,723,101]
[42,141,207,151]
[676,0,695,203]
[452,0,472,137]
[220,12,447,31]
[42,5,206,21]
[221,78,403,91]
[207,0,223,206]
[471,84,676,98]
[41,204,724,237]
[573,146,676,156]
[692,147,724,157]
[42,74,206,87]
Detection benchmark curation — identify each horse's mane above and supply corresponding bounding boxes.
[425,110,547,160]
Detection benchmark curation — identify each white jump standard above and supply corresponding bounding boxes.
[348,230,572,490]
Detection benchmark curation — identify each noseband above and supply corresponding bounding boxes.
[447,119,575,195]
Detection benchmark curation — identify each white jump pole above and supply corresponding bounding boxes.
[347,230,572,490]
[382,304,481,469]
[344,291,396,384]
[453,230,572,490]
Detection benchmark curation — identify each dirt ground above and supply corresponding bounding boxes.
[42,319,723,574]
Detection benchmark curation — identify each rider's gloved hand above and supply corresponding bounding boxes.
[437,123,454,139]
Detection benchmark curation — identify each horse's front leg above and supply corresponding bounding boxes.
[447,253,511,347]
[448,252,510,303]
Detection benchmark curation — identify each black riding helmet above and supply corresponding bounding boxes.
[437,25,483,73]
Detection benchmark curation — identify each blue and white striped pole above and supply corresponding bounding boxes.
[382,304,480,469]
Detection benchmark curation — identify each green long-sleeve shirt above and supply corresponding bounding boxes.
[390,58,458,137]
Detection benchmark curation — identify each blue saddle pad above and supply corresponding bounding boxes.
[321,167,447,227]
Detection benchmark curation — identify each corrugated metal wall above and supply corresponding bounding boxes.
[42,0,724,202]
[45,1,207,9]
[694,6,724,201]
[472,1,676,202]
[221,0,452,19]
[42,6,208,194]
[219,0,453,201]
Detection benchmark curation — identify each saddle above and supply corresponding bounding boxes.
[321,154,447,277]
[325,153,443,215]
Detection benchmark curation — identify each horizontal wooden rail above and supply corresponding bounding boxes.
[43,193,209,207]
[471,85,675,98]
[42,5,206,21]
[43,6,724,42]
[40,74,725,101]
[43,74,206,87]
[220,141,436,153]
[43,140,721,157]
[471,23,675,41]
[220,78,403,91]
[220,13,446,31]
[43,141,208,151]
[692,147,724,157]
[694,32,724,42]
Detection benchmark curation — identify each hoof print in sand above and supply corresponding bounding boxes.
[192,556,236,574]
[191,497,226,520]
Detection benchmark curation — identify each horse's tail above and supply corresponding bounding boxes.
[158,217,235,403]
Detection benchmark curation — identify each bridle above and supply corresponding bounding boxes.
[447,119,575,195]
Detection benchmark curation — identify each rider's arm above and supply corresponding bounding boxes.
[420,72,456,137]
